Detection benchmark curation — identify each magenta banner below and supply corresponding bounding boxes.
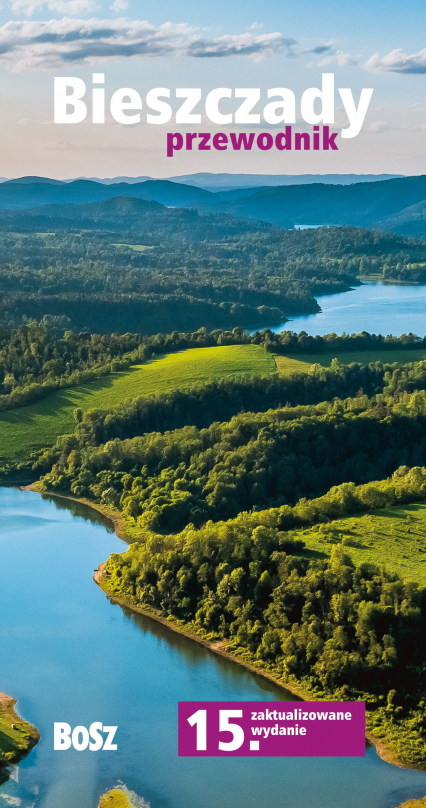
[178,701,365,757]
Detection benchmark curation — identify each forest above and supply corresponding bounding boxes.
[35,389,426,530]
[7,333,422,766]
[0,199,425,332]
[72,462,426,766]
[4,173,426,236]
[1,198,426,768]
[4,319,426,414]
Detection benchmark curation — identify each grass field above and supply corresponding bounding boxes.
[0,345,275,463]
[295,502,426,586]
[275,348,426,376]
[275,356,314,375]
[112,243,154,251]
[2,342,426,464]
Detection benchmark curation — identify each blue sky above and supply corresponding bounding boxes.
[0,0,426,178]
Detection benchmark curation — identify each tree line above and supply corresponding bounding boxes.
[97,467,426,766]
[3,319,426,414]
[0,220,425,333]
[35,389,426,532]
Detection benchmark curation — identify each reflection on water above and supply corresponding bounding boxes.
[2,487,426,808]
[39,492,115,532]
[118,603,297,700]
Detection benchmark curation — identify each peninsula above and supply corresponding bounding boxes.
[0,692,39,784]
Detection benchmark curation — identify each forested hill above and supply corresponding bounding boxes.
[4,319,426,764]
[0,178,215,210]
[0,196,277,240]
[2,174,426,234]
[0,212,425,332]
[201,174,426,231]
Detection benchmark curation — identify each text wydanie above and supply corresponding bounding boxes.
[54,73,373,139]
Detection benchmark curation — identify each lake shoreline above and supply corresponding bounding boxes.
[0,691,40,784]
[21,482,129,540]
[268,280,426,337]
[93,561,414,775]
[21,483,425,784]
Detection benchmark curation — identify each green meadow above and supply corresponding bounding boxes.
[2,341,426,464]
[275,347,426,376]
[296,502,426,586]
[112,243,154,251]
[0,345,275,462]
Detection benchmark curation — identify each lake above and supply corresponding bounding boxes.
[1,487,426,808]
[271,282,426,336]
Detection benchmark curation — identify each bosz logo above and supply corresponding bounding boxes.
[54,722,118,751]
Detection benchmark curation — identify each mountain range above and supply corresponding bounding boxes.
[68,173,402,191]
[0,195,276,238]
[1,174,426,235]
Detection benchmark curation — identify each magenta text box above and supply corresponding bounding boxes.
[178,701,365,757]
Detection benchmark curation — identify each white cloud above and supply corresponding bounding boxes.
[367,121,391,133]
[365,48,426,74]
[11,0,97,15]
[110,0,127,11]
[0,18,297,70]
[317,49,357,67]
[336,50,357,66]
[187,31,295,60]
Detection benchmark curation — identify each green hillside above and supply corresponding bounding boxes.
[0,345,275,463]
[297,502,426,586]
[275,348,426,375]
[3,339,426,465]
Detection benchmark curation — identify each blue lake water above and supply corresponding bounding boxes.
[1,487,426,808]
[272,282,426,337]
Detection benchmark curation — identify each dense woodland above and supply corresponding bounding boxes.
[263,329,426,354]
[41,448,426,764]
[2,201,426,766]
[36,389,426,530]
[0,199,426,331]
[101,466,426,677]
[3,319,426,413]
[26,357,426,462]
[20,347,426,765]
[102,474,426,766]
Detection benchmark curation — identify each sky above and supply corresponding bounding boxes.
[1,0,426,178]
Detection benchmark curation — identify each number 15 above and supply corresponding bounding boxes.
[187,709,244,751]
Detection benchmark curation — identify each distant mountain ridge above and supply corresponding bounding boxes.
[0,194,282,238]
[202,175,426,230]
[0,174,426,235]
[68,173,403,190]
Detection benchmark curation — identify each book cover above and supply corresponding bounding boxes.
[0,1,426,807]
